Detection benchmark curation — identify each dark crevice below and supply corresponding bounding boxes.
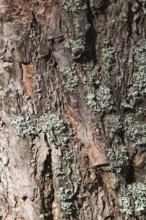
[85,0,98,64]
[97,0,110,15]
[125,164,135,184]
[40,133,54,220]
[127,1,134,40]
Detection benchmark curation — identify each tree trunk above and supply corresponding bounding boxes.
[0,0,146,219]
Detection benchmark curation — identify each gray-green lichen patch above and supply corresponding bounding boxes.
[84,63,114,113]
[86,92,97,111]
[82,63,99,87]
[60,66,78,92]
[61,202,75,215]
[64,151,74,162]
[119,179,146,216]
[124,116,146,148]
[102,46,115,69]
[64,38,86,58]
[60,0,87,12]
[86,84,114,112]
[123,39,146,109]
[11,115,41,138]
[41,114,71,147]
[119,11,127,21]
[105,115,123,134]
[58,187,74,201]
[57,187,75,215]
[28,142,37,168]
[96,85,114,110]
[70,38,86,58]
[107,144,129,174]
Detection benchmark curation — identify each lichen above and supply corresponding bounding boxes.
[84,63,114,112]
[96,85,114,111]
[107,144,129,173]
[64,151,74,162]
[106,115,123,134]
[70,38,86,58]
[123,39,146,109]
[60,0,87,12]
[57,187,75,215]
[124,115,146,148]
[82,63,99,87]
[119,12,127,21]
[102,46,115,69]
[60,66,78,92]
[86,92,97,110]
[11,115,40,138]
[41,114,70,147]
[64,37,86,58]
[86,84,114,112]
[60,202,75,215]
[119,179,146,216]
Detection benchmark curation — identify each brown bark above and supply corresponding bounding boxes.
[0,0,146,219]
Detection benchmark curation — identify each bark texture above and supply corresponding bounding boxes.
[0,0,146,219]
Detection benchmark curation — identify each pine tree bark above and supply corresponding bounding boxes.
[0,0,146,219]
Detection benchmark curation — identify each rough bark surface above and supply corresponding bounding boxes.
[0,0,146,219]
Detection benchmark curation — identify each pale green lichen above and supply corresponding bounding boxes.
[102,46,115,69]
[41,114,70,147]
[124,116,146,147]
[60,66,78,91]
[85,64,113,112]
[57,187,75,215]
[119,12,127,21]
[11,115,40,138]
[86,92,96,110]
[82,63,99,86]
[123,39,146,108]
[96,84,114,111]
[130,40,146,95]
[61,202,75,215]
[64,151,74,162]
[119,180,146,216]
[107,145,129,173]
[64,38,86,58]
[86,84,114,112]
[70,38,86,57]
[28,145,37,168]
[106,115,123,134]
[60,0,87,12]
[58,187,73,201]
